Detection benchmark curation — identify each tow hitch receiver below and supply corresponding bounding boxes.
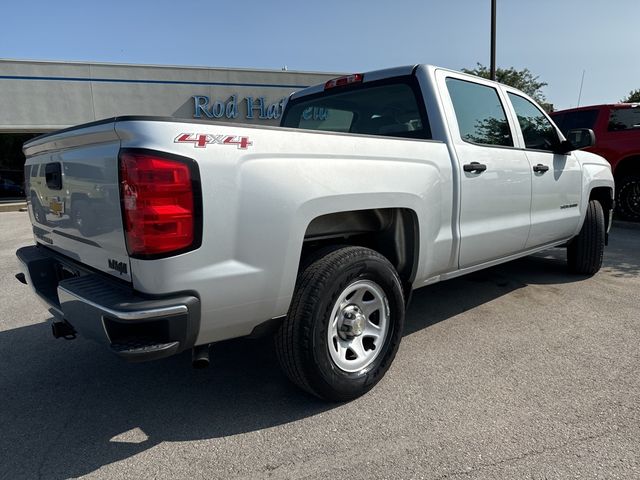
[52,320,77,340]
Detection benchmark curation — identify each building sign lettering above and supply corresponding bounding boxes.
[192,95,328,122]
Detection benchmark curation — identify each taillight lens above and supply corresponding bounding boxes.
[119,150,199,257]
[324,73,363,90]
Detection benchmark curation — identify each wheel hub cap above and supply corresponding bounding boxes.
[338,305,366,339]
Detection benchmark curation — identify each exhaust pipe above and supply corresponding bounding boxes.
[192,344,210,369]
[52,320,76,340]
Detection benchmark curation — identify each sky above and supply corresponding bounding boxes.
[1,0,638,110]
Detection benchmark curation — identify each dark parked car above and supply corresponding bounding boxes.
[0,178,25,198]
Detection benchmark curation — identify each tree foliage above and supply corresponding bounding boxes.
[461,63,553,112]
[621,89,640,103]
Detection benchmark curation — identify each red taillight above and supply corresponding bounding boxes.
[119,151,199,257]
[324,73,364,90]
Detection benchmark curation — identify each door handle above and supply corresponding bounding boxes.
[463,162,487,173]
[533,164,549,173]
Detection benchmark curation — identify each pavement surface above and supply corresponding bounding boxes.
[0,210,639,480]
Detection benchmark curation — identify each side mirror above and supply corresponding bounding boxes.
[557,128,596,153]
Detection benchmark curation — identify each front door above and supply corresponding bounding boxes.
[506,92,583,248]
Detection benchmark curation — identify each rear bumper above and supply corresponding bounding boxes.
[16,245,200,362]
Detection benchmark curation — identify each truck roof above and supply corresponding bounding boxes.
[288,63,529,103]
[289,65,420,101]
[552,103,640,114]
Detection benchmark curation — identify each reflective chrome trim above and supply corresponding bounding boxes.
[58,285,188,321]
[99,316,114,343]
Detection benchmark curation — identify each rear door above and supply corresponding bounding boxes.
[505,91,583,247]
[439,72,532,268]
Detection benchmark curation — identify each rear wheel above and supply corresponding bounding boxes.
[275,246,405,401]
[567,199,605,275]
[616,175,640,221]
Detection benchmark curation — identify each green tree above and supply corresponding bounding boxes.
[621,89,640,103]
[461,63,553,112]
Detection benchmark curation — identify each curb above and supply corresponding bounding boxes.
[0,202,27,213]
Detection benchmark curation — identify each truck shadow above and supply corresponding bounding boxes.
[0,329,331,480]
[405,228,639,336]
[405,248,579,335]
[0,233,636,479]
[600,224,640,278]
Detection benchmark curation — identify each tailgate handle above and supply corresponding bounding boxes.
[45,163,62,190]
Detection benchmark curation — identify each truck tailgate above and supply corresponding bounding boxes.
[23,121,131,282]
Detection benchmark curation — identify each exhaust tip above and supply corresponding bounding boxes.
[192,345,210,369]
[52,321,76,340]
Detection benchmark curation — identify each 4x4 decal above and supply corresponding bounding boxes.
[174,133,253,149]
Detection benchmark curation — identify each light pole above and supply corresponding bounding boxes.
[490,0,497,80]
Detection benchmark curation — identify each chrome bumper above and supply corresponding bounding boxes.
[16,245,200,362]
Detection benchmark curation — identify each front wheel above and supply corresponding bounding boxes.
[275,246,405,401]
[567,199,605,275]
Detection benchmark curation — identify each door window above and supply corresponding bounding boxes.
[551,109,598,135]
[446,78,513,147]
[508,93,559,151]
[608,107,640,131]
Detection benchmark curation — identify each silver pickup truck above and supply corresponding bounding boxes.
[16,64,614,401]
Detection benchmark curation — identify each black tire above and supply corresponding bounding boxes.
[275,246,405,401]
[567,199,605,275]
[615,175,640,221]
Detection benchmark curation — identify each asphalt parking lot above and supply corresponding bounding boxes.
[1,211,639,480]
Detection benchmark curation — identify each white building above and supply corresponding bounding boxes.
[0,59,339,189]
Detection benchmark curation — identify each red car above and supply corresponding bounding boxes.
[552,104,640,220]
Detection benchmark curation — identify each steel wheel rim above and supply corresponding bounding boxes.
[327,279,390,373]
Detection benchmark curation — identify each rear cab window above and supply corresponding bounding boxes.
[281,76,431,140]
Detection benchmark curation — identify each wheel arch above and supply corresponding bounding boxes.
[613,155,640,179]
[301,207,420,297]
[579,158,615,218]
[589,186,614,241]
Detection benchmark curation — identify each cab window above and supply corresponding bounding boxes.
[446,78,513,147]
[508,93,559,151]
